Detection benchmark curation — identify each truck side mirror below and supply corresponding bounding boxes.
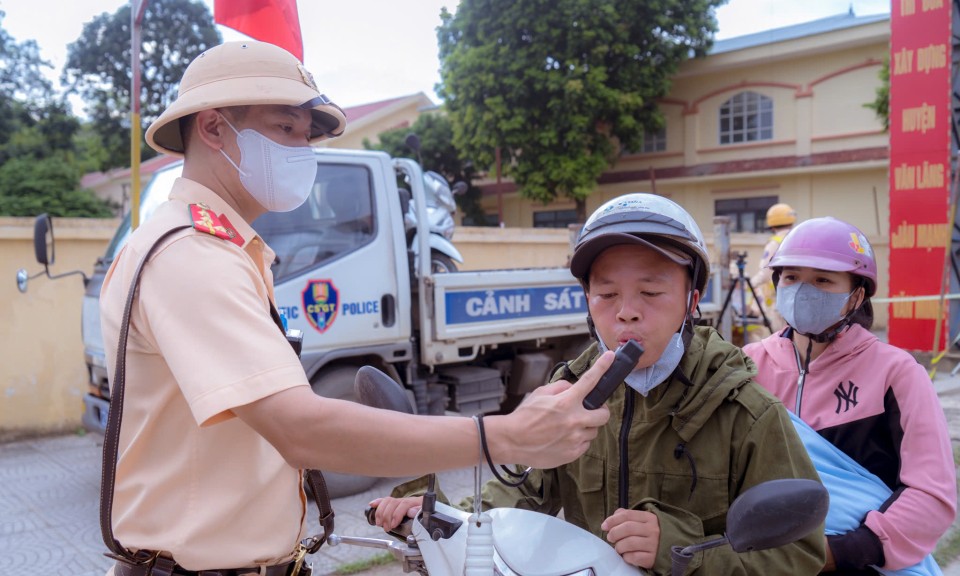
[16,213,89,293]
[34,213,54,266]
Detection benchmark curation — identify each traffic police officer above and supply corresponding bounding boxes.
[746,202,798,341]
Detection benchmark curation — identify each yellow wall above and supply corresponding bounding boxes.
[1,217,118,439]
[455,226,573,270]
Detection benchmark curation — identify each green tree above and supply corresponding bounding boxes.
[865,57,889,131]
[0,154,113,217]
[0,11,111,217]
[364,112,489,225]
[0,11,53,103]
[62,0,221,170]
[437,0,723,220]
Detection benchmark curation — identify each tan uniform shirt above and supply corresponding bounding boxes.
[100,178,309,570]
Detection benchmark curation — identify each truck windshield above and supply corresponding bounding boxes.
[252,163,375,281]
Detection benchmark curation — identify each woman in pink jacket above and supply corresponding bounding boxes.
[743,217,956,575]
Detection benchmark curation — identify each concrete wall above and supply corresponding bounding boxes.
[1,217,118,439]
[454,226,574,270]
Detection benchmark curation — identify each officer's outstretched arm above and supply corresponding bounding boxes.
[233,352,613,477]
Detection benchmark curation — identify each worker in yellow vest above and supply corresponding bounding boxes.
[746,203,798,343]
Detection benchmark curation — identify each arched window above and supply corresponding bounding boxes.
[719,91,773,144]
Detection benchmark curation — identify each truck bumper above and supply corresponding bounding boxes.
[81,393,109,435]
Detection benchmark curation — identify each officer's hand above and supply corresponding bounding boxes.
[369,496,423,531]
[601,508,660,569]
[486,351,613,469]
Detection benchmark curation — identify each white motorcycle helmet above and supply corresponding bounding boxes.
[570,193,710,294]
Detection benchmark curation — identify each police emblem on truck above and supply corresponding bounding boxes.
[302,279,339,333]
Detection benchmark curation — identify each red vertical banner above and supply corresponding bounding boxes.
[214,0,304,62]
[888,0,952,351]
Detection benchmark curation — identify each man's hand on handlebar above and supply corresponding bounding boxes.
[484,351,613,468]
[369,496,423,531]
[601,508,661,569]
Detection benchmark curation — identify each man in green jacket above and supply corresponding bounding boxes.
[372,193,825,574]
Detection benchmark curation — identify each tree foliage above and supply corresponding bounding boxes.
[0,154,112,217]
[437,0,723,219]
[62,0,221,170]
[865,57,889,132]
[0,11,112,217]
[0,14,53,103]
[364,112,489,225]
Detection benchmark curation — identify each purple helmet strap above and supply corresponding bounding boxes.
[808,311,855,343]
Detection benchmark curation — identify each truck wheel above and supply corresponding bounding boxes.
[309,364,380,498]
[431,251,458,273]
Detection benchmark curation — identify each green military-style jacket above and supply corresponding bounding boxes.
[396,326,825,575]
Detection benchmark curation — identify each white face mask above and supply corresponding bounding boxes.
[219,115,318,212]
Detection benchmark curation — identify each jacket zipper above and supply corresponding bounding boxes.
[618,388,635,510]
[791,342,806,418]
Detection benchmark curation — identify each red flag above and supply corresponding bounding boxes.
[214,0,304,62]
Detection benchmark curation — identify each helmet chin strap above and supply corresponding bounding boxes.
[799,286,865,343]
[804,314,854,343]
[679,261,703,349]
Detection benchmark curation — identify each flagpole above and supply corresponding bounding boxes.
[130,0,148,230]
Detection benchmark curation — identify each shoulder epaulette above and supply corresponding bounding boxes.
[189,203,244,247]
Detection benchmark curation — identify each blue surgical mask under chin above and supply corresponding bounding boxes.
[598,328,686,397]
[776,282,852,337]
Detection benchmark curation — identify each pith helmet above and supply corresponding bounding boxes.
[766,203,797,228]
[570,193,710,293]
[146,41,347,157]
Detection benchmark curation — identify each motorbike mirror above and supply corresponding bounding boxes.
[725,478,828,553]
[451,182,468,196]
[404,133,423,166]
[34,213,54,266]
[404,133,421,154]
[354,366,415,414]
[670,478,828,576]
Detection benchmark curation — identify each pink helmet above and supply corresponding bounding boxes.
[768,217,877,297]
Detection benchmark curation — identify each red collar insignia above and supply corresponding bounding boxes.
[189,203,244,247]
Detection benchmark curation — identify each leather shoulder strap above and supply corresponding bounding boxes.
[100,224,191,563]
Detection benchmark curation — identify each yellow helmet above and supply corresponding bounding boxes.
[766,203,797,228]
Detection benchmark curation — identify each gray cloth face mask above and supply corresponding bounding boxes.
[776,282,851,336]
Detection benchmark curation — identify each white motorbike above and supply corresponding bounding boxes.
[324,366,829,576]
[403,170,465,274]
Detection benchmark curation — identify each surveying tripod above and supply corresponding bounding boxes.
[718,251,773,336]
